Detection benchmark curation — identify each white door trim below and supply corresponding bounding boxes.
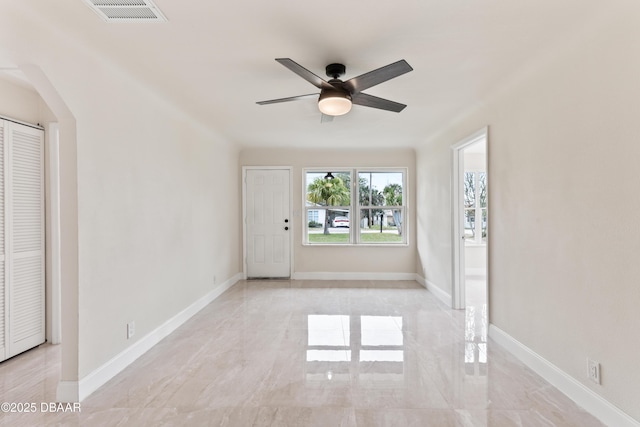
[242,166,293,279]
[451,127,488,310]
[47,123,62,344]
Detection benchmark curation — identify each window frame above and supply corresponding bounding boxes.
[303,167,408,246]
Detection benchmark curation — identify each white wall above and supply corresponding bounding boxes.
[69,64,241,380]
[76,94,241,378]
[417,5,640,421]
[0,79,43,124]
[0,5,242,390]
[240,148,416,277]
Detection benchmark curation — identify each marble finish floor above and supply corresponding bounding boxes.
[0,280,604,426]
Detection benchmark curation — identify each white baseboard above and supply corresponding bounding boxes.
[415,274,428,291]
[56,273,242,403]
[489,325,640,427]
[415,275,452,307]
[291,272,417,281]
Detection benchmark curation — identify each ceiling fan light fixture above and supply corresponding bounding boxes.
[318,91,352,116]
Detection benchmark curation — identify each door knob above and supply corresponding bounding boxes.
[284,226,289,231]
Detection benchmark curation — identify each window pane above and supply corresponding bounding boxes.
[306,171,351,207]
[307,209,320,228]
[307,209,350,244]
[358,172,403,207]
[479,172,487,208]
[358,173,382,207]
[359,209,403,243]
[464,172,475,208]
[359,205,383,230]
[481,208,487,243]
[464,208,475,239]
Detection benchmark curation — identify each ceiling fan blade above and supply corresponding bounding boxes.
[351,92,407,113]
[343,59,413,94]
[256,93,318,105]
[275,58,335,91]
[320,114,334,123]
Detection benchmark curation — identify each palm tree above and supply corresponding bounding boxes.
[307,176,350,235]
[383,183,403,236]
[338,173,382,227]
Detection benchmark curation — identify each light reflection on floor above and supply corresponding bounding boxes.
[305,314,405,384]
[465,272,488,379]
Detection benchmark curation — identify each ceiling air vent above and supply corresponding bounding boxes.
[83,0,167,23]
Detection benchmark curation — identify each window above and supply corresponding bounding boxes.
[305,170,351,244]
[358,171,405,244]
[307,209,319,224]
[304,168,407,245]
[464,171,487,244]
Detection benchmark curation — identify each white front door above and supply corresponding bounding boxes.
[245,169,291,278]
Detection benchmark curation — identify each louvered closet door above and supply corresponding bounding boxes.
[6,121,44,359]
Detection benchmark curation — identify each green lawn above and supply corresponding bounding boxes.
[308,232,402,244]
[361,233,402,243]
[308,234,350,243]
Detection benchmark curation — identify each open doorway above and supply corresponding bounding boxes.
[0,64,77,401]
[452,128,487,311]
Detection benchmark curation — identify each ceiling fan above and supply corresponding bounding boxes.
[257,58,413,122]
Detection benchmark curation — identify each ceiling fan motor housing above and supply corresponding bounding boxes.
[319,86,352,101]
[326,63,346,79]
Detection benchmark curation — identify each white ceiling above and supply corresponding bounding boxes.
[0,0,611,149]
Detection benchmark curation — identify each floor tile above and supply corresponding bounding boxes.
[0,279,605,426]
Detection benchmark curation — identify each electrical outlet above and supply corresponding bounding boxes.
[127,321,135,339]
[587,358,600,384]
